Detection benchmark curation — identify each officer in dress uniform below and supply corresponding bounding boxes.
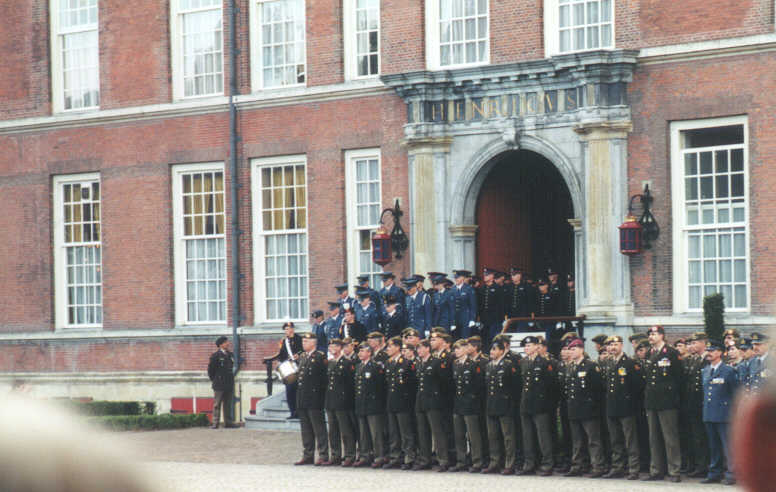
[723,328,741,351]
[736,338,753,390]
[431,331,457,467]
[505,267,536,331]
[413,339,451,471]
[700,339,738,485]
[353,343,387,468]
[682,332,709,477]
[383,336,417,470]
[483,339,521,475]
[601,335,643,480]
[378,272,405,316]
[382,295,407,340]
[517,336,555,476]
[367,331,389,365]
[536,277,564,357]
[338,307,366,343]
[404,277,432,338]
[431,275,455,333]
[479,267,506,349]
[310,310,328,352]
[323,301,343,347]
[355,288,380,335]
[749,332,771,393]
[450,339,485,472]
[356,274,382,315]
[323,338,356,466]
[207,336,235,429]
[642,325,683,482]
[335,283,354,314]
[451,269,478,339]
[273,322,302,419]
[468,335,491,467]
[562,337,607,477]
[294,333,329,466]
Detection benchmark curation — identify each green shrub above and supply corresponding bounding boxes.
[69,401,157,416]
[703,293,725,342]
[90,413,209,431]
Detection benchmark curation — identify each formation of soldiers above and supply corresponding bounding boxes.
[288,322,771,485]
[308,267,577,356]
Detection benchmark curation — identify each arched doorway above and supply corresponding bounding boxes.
[475,150,574,280]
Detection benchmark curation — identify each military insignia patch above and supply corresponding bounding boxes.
[618,367,627,376]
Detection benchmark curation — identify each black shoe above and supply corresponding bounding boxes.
[286,414,298,420]
[700,477,721,484]
[564,469,582,477]
[587,470,606,478]
[538,469,553,476]
[210,424,219,429]
[516,469,536,476]
[400,463,412,471]
[627,473,640,480]
[603,470,624,479]
[669,475,681,483]
[642,474,664,481]
[722,478,736,486]
[690,469,708,478]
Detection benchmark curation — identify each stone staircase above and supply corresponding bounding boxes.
[244,388,300,431]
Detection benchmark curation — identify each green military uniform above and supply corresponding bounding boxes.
[414,354,451,469]
[485,354,521,472]
[475,352,491,466]
[644,341,683,480]
[437,348,457,466]
[519,354,556,474]
[451,355,485,471]
[602,352,644,477]
[681,352,708,476]
[385,354,417,468]
[563,355,606,476]
[354,357,386,465]
[296,348,329,463]
[324,354,356,464]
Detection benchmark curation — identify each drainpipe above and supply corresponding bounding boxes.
[227,0,242,407]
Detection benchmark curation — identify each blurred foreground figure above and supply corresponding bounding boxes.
[0,394,153,492]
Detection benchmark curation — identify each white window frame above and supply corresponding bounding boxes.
[345,149,383,291]
[671,115,750,314]
[249,0,307,91]
[170,0,225,101]
[251,155,310,323]
[425,0,490,70]
[343,0,381,80]
[172,162,228,326]
[544,0,614,57]
[50,0,100,113]
[53,172,102,329]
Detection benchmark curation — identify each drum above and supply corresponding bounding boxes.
[277,360,298,385]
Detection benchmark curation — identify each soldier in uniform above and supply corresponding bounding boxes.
[273,322,302,419]
[682,332,709,477]
[602,335,643,480]
[338,306,366,343]
[749,332,771,393]
[413,339,451,471]
[384,336,417,470]
[723,328,740,350]
[382,295,407,340]
[323,301,343,347]
[483,339,521,475]
[643,325,683,482]
[736,338,754,391]
[700,340,738,485]
[355,289,380,335]
[562,337,606,477]
[378,271,405,311]
[431,274,455,333]
[478,267,506,349]
[565,273,576,316]
[451,339,485,472]
[356,274,382,314]
[431,331,457,467]
[505,267,536,331]
[629,333,648,352]
[336,283,354,314]
[367,331,389,365]
[634,338,652,472]
[401,327,421,349]
[452,269,478,339]
[310,310,328,351]
[536,278,564,356]
[324,338,356,466]
[517,336,555,476]
[294,333,329,466]
[591,334,610,362]
[404,277,432,338]
[353,343,387,468]
[207,336,235,429]
[468,335,491,467]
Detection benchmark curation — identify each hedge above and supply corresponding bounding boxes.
[90,413,210,431]
[69,401,157,416]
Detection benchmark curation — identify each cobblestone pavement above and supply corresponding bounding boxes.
[121,428,741,492]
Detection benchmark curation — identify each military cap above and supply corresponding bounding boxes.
[380,271,395,279]
[688,331,708,342]
[521,336,540,346]
[440,333,453,344]
[402,277,419,287]
[738,338,753,350]
[427,271,446,278]
[482,266,496,276]
[412,274,426,282]
[401,344,416,351]
[509,266,524,275]
[647,325,665,335]
[356,274,369,283]
[723,328,740,338]
[707,339,724,351]
[367,331,384,339]
[493,333,510,344]
[357,342,372,352]
[453,339,469,348]
[431,275,447,285]
[566,338,584,349]
[567,273,574,281]
[215,336,228,347]
[311,310,324,318]
[328,338,345,346]
[341,305,355,314]
[592,334,608,345]
[301,332,317,340]
[430,327,447,336]
[468,335,482,343]
[546,267,558,276]
[561,331,580,341]
[452,269,472,278]
[538,336,547,346]
[327,301,340,310]
[537,277,549,285]
[751,332,769,344]
[673,338,687,347]
[636,340,651,351]
[342,336,354,344]
[606,335,623,344]
[335,283,349,292]
[384,294,398,305]
[402,328,420,337]
[355,288,371,300]
[494,270,506,279]
[444,278,454,287]
[629,333,648,343]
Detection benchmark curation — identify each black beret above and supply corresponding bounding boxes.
[215,336,228,347]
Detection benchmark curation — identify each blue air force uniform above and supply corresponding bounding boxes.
[432,287,455,332]
[701,361,738,482]
[405,281,432,337]
[452,282,478,338]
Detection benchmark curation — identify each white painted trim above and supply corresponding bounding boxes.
[250,154,309,324]
[249,0,308,91]
[344,148,382,294]
[343,0,381,81]
[0,79,388,136]
[171,162,228,326]
[638,33,776,64]
[53,173,101,330]
[670,115,749,315]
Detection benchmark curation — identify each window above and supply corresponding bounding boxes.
[251,156,309,322]
[426,0,489,70]
[53,174,102,328]
[343,0,380,79]
[50,0,100,112]
[544,0,613,56]
[250,0,306,90]
[171,0,224,100]
[346,149,383,289]
[172,163,227,325]
[671,117,749,312]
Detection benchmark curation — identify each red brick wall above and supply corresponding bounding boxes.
[628,52,776,316]
[380,0,426,74]
[490,0,544,64]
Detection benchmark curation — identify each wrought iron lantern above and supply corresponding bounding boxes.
[619,216,643,255]
[619,184,659,255]
[372,200,409,266]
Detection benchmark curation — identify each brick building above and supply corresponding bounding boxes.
[1,0,774,415]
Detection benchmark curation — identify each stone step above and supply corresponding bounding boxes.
[244,414,300,431]
[260,407,293,418]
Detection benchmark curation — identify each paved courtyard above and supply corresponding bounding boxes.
[119,427,741,492]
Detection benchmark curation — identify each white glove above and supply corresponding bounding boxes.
[424,330,430,338]
[468,321,475,327]
[451,325,457,332]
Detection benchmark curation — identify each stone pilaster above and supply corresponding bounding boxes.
[449,224,478,271]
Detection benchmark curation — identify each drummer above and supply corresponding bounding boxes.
[278,321,302,419]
